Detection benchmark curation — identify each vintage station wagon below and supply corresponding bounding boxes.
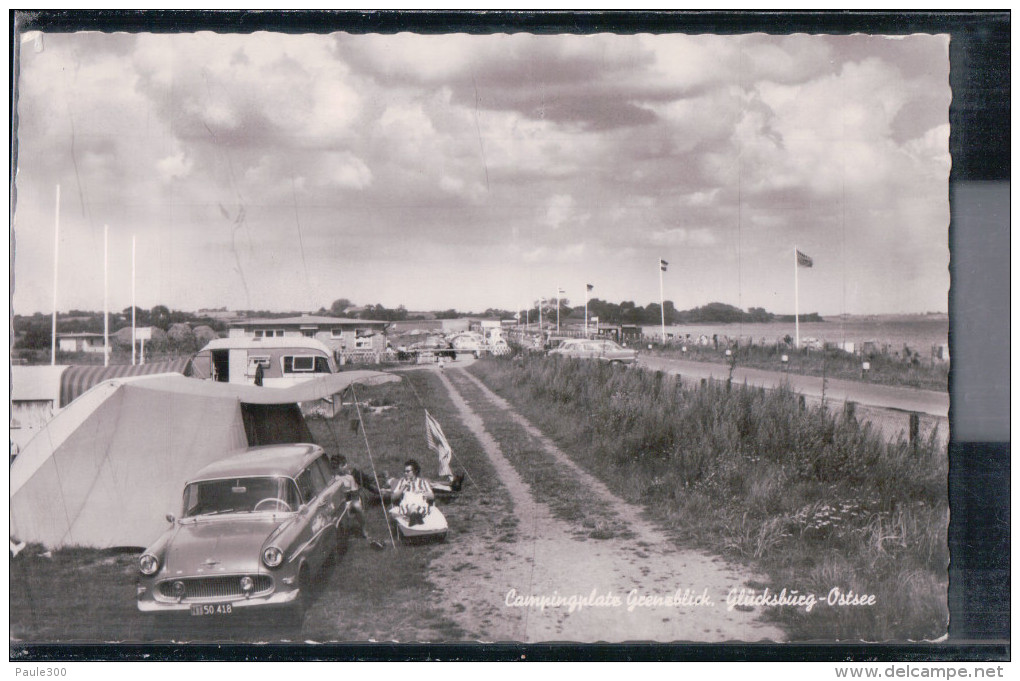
[136,443,354,623]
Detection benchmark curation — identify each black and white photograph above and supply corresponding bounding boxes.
[9,11,998,659]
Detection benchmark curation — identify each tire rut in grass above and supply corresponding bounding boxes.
[434,365,786,642]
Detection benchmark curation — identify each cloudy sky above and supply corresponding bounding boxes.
[13,30,950,316]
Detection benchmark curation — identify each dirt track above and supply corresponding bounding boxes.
[425,364,785,643]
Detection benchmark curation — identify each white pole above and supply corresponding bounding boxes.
[794,245,800,349]
[659,259,666,343]
[538,298,543,334]
[584,286,589,337]
[104,225,109,366]
[51,185,60,365]
[132,235,137,365]
[556,288,562,333]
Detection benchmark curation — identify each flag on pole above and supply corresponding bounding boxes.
[796,250,814,268]
[586,283,594,291]
[425,410,454,478]
[660,259,669,272]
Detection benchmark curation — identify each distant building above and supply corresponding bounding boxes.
[389,318,470,334]
[57,332,106,354]
[196,308,240,321]
[228,314,389,355]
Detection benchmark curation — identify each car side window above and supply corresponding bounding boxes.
[313,455,335,483]
[296,464,329,504]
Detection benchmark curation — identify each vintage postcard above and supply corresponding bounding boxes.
[11,15,955,651]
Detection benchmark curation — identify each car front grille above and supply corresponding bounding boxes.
[158,575,273,601]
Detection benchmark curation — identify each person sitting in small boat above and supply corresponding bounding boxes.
[390,458,434,526]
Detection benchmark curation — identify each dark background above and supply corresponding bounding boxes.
[10,10,1010,662]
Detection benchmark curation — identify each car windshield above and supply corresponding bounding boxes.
[182,477,301,517]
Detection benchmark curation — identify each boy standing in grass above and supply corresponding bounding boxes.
[331,454,370,539]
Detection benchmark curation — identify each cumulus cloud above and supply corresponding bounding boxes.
[522,243,586,263]
[12,31,950,314]
[649,227,719,247]
[156,152,192,182]
[320,151,373,190]
[540,194,590,231]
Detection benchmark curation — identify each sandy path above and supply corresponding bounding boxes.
[427,365,785,643]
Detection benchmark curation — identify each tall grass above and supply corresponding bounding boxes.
[469,356,948,641]
[646,343,949,391]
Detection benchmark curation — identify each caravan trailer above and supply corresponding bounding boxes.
[192,337,339,388]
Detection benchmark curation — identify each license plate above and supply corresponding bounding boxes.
[190,603,233,616]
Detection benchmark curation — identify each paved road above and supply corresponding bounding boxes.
[638,356,949,418]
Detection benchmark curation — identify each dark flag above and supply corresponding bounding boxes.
[660,259,669,272]
[796,250,814,268]
[586,283,594,291]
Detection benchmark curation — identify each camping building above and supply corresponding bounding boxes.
[229,315,389,359]
[57,332,106,353]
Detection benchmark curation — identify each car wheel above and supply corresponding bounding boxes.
[287,566,311,629]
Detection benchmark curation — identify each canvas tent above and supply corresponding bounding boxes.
[59,359,193,406]
[11,360,193,454]
[9,370,398,549]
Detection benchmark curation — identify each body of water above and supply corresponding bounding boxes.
[639,316,948,352]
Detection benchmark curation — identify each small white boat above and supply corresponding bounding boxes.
[391,505,448,543]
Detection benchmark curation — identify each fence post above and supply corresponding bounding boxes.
[909,412,920,447]
[798,395,806,411]
[844,401,856,422]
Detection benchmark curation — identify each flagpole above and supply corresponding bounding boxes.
[538,297,543,334]
[132,235,137,366]
[104,225,109,366]
[659,258,666,343]
[794,245,800,349]
[584,285,589,337]
[556,288,562,333]
[51,185,60,366]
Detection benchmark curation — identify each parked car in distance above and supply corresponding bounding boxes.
[136,443,355,624]
[547,338,639,365]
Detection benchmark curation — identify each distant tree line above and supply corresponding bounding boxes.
[569,299,823,325]
[15,297,822,354]
[13,305,230,353]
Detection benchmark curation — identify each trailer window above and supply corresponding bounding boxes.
[283,355,314,373]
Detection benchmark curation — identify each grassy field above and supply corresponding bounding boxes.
[467,355,949,641]
[641,344,949,391]
[444,370,634,541]
[10,369,512,644]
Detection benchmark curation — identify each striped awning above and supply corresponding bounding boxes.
[59,358,193,407]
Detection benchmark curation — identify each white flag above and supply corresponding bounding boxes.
[425,410,453,478]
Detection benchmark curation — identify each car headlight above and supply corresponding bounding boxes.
[262,546,284,568]
[138,554,159,575]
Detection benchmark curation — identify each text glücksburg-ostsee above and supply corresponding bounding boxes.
[504,587,875,613]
